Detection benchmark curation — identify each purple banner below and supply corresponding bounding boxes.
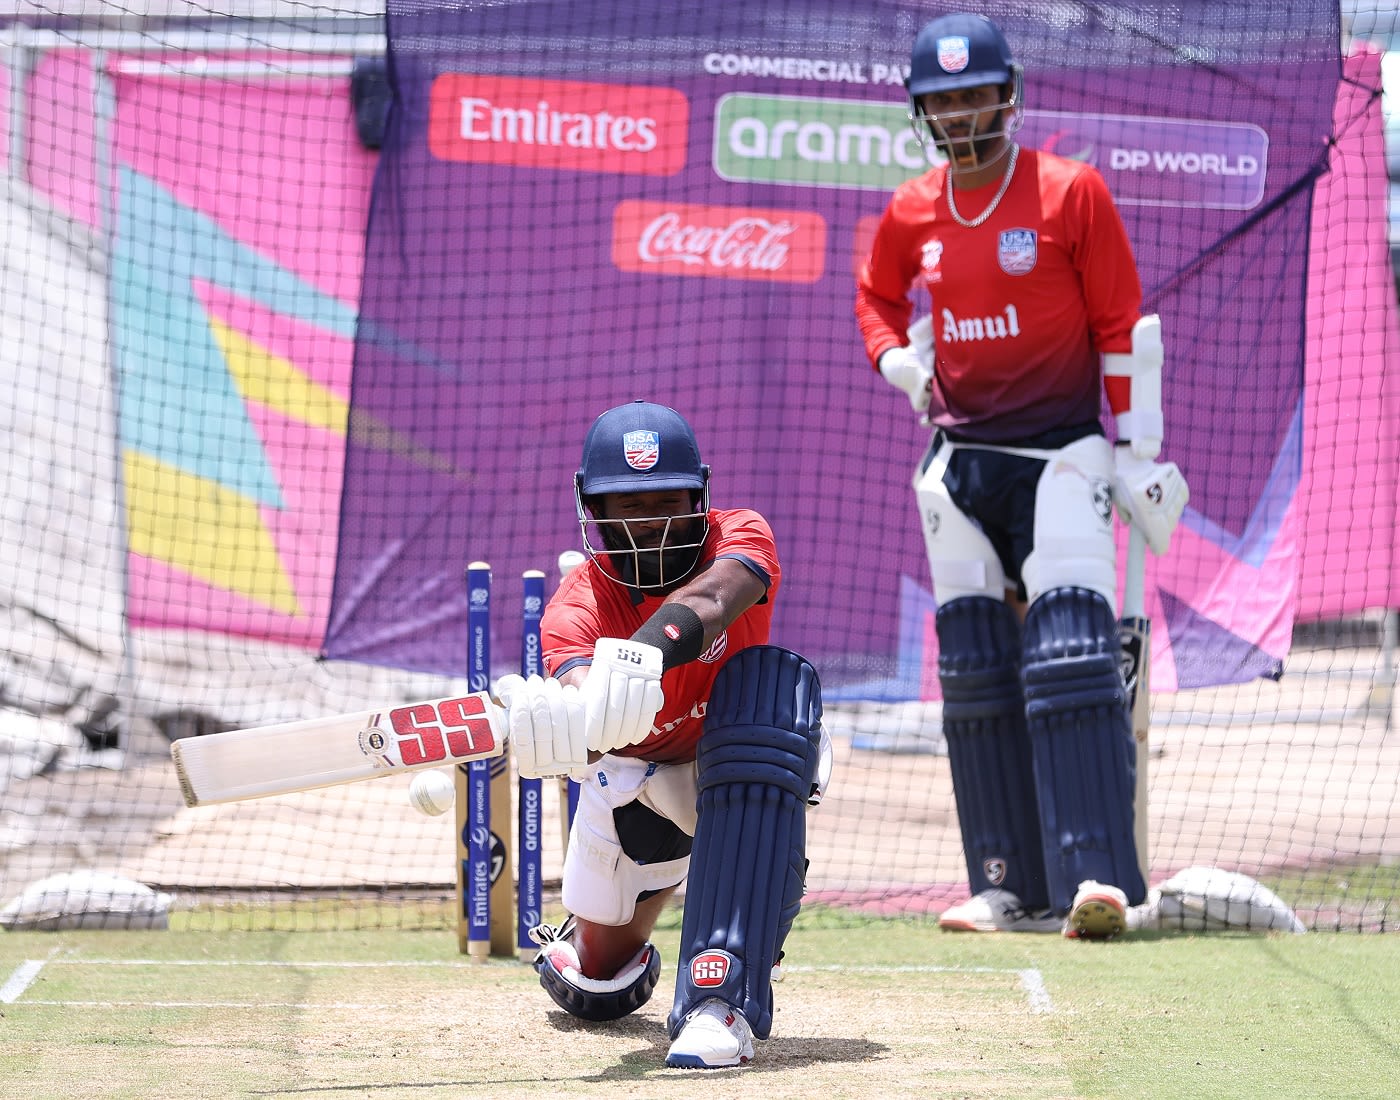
[326,1,1340,697]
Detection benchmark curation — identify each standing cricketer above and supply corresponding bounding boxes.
[856,12,1189,938]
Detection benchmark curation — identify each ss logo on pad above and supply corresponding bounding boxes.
[690,950,731,987]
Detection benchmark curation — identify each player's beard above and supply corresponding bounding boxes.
[596,514,707,592]
[938,109,1011,175]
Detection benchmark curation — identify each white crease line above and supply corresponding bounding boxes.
[21,1000,402,1009]
[791,964,1054,1014]
[0,959,49,1004]
[786,965,1028,974]
[24,959,1055,1014]
[44,958,481,967]
[69,960,1029,973]
[1019,968,1054,1014]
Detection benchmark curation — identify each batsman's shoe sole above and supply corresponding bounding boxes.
[1066,880,1129,940]
[665,999,754,1069]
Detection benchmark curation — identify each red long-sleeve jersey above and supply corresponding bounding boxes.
[856,148,1141,443]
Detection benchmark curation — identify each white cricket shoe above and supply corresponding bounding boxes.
[665,999,754,1069]
[1065,880,1129,940]
[938,889,1060,933]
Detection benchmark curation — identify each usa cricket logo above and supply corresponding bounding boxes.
[936,36,970,73]
[623,429,660,470]
[998,229,1038,275]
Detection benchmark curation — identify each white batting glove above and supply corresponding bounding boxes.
[495,674,588,781]
[580,638,664,754]
[1114,450,1190,555]
[878,346,933,415]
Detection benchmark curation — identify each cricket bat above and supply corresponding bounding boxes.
[1119,525,1151,877]
[170,691,507,808]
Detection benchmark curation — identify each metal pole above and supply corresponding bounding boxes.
[1374,608,1397,729]
[4,25,32,183]
[92,49,137,753]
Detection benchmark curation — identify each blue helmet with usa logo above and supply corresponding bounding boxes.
[575,400,712,592]
[906,13,1024,169]
[576,400,709,497]
[907,12,1017,98]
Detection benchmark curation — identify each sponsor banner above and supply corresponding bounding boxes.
[715,92,928,189]
[718,92,1268,208]
[1026,111,1268,210]
[702,52,909,87]
[613,200,826,282]
[330,1,1347,698]
[429,74,688,176]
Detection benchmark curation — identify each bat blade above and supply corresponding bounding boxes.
[170,692,507,808]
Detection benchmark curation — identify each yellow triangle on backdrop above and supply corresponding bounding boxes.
[124,449,302,617]
[209,317,349,435]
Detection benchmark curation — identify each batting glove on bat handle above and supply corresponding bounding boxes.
[878,346,933,415]
[581,638,664,754]
[1113,451,1190,556]
[496,674,589,781]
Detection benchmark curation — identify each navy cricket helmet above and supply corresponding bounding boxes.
[907,12,1018,98]
[574,400,711,592]
[576,400,709,498]
[906,13,1024,168]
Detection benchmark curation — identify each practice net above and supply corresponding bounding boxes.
[1,1,1397,935]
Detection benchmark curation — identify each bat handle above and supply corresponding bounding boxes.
[1123,524,1147,619]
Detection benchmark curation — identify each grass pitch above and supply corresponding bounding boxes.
[1,914,1396,1099]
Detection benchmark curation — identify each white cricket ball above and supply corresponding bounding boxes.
[557,550,586,577]
[408,769,455,816]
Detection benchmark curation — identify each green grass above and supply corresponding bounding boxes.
[1,917,1396,1099]
[1262,860,1400,930]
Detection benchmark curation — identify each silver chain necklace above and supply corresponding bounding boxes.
[945,144,1020,229]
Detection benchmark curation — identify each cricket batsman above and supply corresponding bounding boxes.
[494,399,831,1067]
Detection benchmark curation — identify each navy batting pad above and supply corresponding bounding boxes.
[1022,587,1146,911]
[937,596,1048,910]
[668,646,821,1040]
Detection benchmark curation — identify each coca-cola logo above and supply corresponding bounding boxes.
[613,200,826,283]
